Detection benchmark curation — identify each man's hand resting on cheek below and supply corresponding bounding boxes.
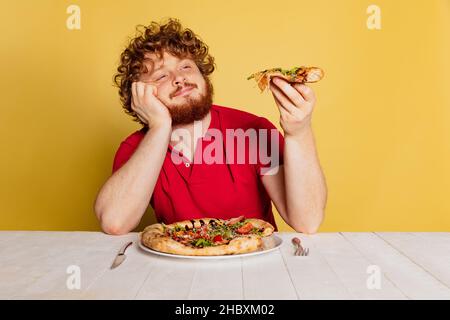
[131,81,172,129]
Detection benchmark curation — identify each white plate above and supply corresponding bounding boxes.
[138,233,283,260]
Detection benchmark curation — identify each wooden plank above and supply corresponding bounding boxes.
[0,231,80,266]
[413,232,450,243]
[377,232,450,288]
[187,258,243,300]
[0,231,29,248]
[277,233,352,299]
[2,232,136,299]
[81,244,157,299]
[308,233,407,299]
[343,232,450,299]
[241,235,298,300]
[12,232,136,299]
[134,256,197,300]
[0,231,92,299]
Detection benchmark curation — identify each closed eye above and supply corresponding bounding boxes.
[155,65,190,80]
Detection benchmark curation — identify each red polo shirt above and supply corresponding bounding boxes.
[112,104,284,230]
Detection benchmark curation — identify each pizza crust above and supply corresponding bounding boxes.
[244,218,275,237]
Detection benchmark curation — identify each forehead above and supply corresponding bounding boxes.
[144,51,192,73]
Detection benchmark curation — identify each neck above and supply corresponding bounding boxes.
[169,110,212,149]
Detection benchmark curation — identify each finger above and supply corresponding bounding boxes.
[269,81,298,115]
[271,91,282,113]
[271,90,302,121]
[136,81,145,105]
[292,84,315,115]
[277,101,292,121]
[136,112,148,124]
[271,76,306,107]
[145,83,158,96]
[271,91,283,117]
[131,82,139,109]
[143,83,158,102]
[293,83,316,102]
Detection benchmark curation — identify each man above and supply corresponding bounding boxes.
[94,18,327,235]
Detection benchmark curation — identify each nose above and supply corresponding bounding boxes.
[172,72,186,86]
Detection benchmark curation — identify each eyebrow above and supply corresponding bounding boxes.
[151,59,190,74]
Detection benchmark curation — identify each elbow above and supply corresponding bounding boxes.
[100,220,130,236]
[304,228,319,235]
[290,212,324,235]
[292,225,319,235]
[94,203,131,236]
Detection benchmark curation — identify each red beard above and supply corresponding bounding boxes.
[168,77,214,126]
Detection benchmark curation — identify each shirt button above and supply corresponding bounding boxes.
[185,162,190,168]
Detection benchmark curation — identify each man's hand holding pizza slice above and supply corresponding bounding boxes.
[247,66,324,137]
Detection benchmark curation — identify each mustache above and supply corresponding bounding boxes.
[171,83,197,98]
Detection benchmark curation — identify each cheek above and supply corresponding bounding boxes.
[195,76,207,91]
[155,83,172,98]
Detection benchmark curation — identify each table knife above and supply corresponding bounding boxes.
[110,241,133,269]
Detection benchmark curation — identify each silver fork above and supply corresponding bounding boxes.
[292,237,309,256]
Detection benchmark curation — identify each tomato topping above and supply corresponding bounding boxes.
[187,231,196,238]
[236,222,253,234]
[173,231,184,238]
[213,235,223,242]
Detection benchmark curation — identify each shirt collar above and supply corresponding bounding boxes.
[165,105,235,182]
[167,105,220,154]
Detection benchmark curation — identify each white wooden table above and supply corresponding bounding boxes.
[1,231,449,300]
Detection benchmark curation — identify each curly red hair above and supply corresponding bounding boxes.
[113,18,216,126]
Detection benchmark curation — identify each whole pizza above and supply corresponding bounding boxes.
[140,216,275,256]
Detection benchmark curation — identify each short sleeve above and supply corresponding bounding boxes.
[112,141,137,174]
[112,129,147,174]
[254,117,285,176]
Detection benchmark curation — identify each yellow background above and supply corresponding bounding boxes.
[1,0,449,232]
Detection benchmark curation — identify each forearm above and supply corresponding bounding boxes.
[284,126,327,233]
[94,124,171,234]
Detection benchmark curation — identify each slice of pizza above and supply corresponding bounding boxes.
[247,66,324,93]
[140,216,275,256]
